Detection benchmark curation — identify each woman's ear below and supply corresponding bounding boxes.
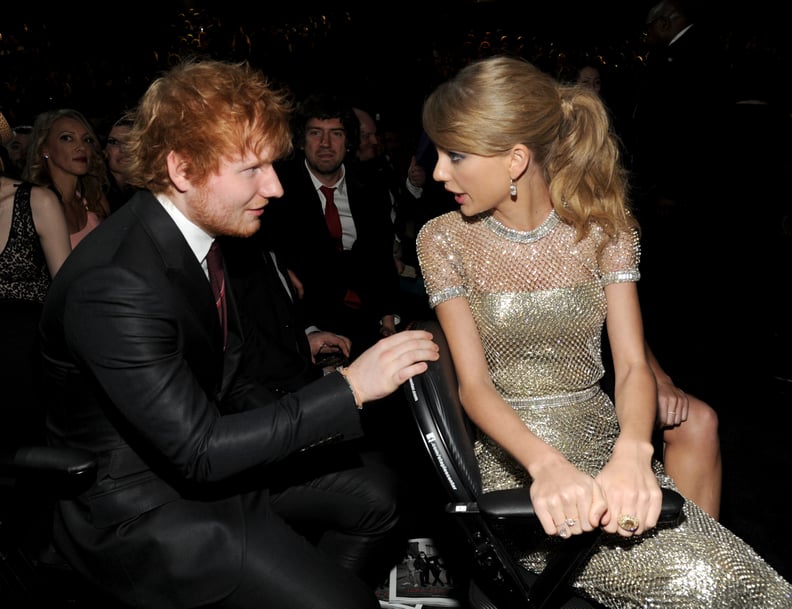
[167,150,191,193]
[510,144,531,180]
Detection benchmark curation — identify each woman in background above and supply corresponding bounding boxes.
[23,108,109,247]
[1,112,71,445]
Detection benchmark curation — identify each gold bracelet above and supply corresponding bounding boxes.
[337,366,363,409]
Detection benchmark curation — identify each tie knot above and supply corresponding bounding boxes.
[320,185,336,198]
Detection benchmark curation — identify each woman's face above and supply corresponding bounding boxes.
[43,116,97,178]
[105,123,132,174]
[432,147,511,217]
[577,66,602,93]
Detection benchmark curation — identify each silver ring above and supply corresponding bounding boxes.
[558,518,576,538]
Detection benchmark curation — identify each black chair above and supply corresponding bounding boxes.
[0,444,104,607]
[403,319,685,609]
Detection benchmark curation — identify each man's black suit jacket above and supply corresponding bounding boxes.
[38,191,365,608]
[631,23,730,207]
[263,157,400,347]
[221,232,323,394]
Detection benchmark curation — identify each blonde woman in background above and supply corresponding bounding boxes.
[23,108,110,247]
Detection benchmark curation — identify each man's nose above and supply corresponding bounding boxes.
[260,167,284,198]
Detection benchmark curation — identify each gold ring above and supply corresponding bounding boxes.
[617,514,639,533]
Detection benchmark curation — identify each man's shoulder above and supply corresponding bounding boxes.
[72,193,186,272]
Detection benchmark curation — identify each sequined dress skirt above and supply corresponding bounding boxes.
[474,386,792,608]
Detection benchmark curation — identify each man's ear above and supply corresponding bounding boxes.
[657,14,673,34]
[167,150,191,193]
[510,144,531,180]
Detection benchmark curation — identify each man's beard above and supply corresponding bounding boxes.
[189,188,260,238]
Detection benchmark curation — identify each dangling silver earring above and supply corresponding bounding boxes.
[509,179,517,198]
[43,153,49,159]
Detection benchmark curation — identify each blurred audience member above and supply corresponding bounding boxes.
[629,0,731,388]
[0,114,12,171]
[23,108,110,248]
[352,106,431,325]
[353,107,402,270]
[353,106,382,164]
[103,116,138,213]
[569,59,636,167]
[264,93,400,358]
[401,130,456,282]
[1,127,71,446]
[725,38,792,377]
[576,63,601,93]
[3,124,33,179]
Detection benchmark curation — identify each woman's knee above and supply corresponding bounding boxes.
[665,395,719,449]
[686,396,719,439]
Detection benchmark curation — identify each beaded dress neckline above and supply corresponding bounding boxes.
[481,209,560,243]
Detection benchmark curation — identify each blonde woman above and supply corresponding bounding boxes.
[23,108,110,247]
[416,55,791,608]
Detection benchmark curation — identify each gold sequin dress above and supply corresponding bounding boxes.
[417,209,792,608]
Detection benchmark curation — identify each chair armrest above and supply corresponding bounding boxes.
[0,445,97,496]
[451,486,684,528]
[4,446,96,475]
[451,486,684,609]
[657,488,685,526]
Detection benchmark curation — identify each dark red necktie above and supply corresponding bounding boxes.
[206,241,227,349]
[320,185,343,251]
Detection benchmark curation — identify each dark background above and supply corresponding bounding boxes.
[2,0,789,127]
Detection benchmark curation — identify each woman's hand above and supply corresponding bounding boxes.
[529,454,607,538]
[656,377,689,428]
[595,443,662,537]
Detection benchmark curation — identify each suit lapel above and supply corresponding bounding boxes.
[130,195,234,391]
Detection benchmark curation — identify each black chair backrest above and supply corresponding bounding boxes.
[404,319,611,609]
[404,319,482,504]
